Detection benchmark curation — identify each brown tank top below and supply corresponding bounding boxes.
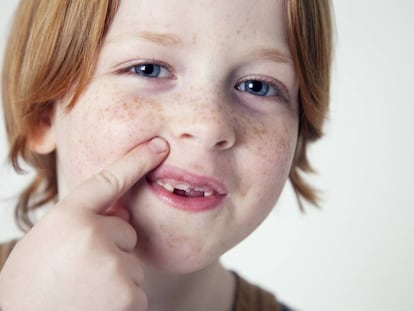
[232,272,283,311]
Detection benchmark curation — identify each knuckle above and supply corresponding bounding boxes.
[111,218,137,250]
[124,223,138,245]
[78,219,104,248]
[126,255,144,285]
[97,169,124,194]
[117,282,142,309]
[107,256,123,276]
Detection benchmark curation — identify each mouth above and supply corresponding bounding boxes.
[146,165,227,212]
[153,179,219,198]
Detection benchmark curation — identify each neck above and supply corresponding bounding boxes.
[142,260,236,311]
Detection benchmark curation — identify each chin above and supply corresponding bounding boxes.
[135,233,223,274]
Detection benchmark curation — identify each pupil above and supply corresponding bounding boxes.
[248,81,262,92]
[141,64,154,74]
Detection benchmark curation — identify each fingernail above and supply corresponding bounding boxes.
[149,137,168,153]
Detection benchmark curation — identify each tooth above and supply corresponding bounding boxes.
[163,183,175,192]
[175,183,191,191]
[155,180,165,186]
[194,187,206,192]
[155,180,174,192]
[194,187,214,197]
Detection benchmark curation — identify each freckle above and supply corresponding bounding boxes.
[160,224,167,233]
[277,139,289,152]
[191,163,205,172]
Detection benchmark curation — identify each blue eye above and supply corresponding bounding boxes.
[236,80,277,97]
[131,63,170,78]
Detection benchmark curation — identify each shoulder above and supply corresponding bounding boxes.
[0,239,18,271]
[232,272,295,311]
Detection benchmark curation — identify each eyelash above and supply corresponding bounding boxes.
[119,60,175,80]
[235,75,290,103]
[120,61,289,103]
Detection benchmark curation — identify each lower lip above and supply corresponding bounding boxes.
[147,180,226,212]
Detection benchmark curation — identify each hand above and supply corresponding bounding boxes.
[0,137,169,311]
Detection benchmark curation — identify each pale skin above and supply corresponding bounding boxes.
[0,0,299,310]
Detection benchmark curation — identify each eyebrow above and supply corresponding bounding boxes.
[135,31,183,46]
[251,47,292,64]
[105,31,183,47]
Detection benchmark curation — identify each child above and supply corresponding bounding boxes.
[0,0,333,310]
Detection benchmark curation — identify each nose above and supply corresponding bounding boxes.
[170,94,236,151]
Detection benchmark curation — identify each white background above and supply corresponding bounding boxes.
[1,1,413,310]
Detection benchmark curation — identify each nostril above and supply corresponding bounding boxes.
[215,140,229,149]
[180,133,193,139]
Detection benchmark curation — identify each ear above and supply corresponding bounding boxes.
[28,105,56,154]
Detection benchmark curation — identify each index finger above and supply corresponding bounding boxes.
[60,137,169,213]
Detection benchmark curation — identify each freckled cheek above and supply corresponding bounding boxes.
[255,132,296,169]
[238,116,298,192]
[239,115,297,163]
[61,97,165,183]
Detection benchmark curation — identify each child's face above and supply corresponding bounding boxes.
[52,0,298,272]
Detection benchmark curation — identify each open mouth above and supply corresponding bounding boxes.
[146,165,228,211]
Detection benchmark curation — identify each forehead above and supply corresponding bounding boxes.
[106,0,289,51]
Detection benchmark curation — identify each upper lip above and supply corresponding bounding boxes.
[146,165,228,195]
